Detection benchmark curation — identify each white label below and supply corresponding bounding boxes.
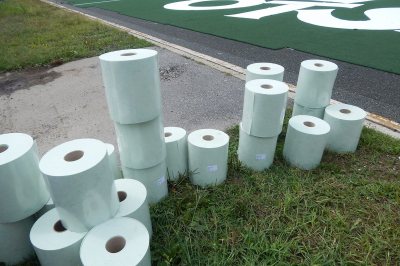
[256,154,267,160]
[156,176,166,185]
[207,165,218,172]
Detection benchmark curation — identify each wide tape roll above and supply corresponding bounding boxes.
[283,115,330,170]
[237,123,278,171]
[30,209,86,266]
[164,127,188,181]
[80,217,151,266]
[99,49,161,124]
[122,161,168,204]
[292,102,326,119]
[115,116,166,169]
[106,143,122,179]
[0,133,49,223]
[0,216,35,265]
[246,63,284,82]
[242,79,288,137]
[188,129,229,187]
[35,198,55,219]
[115,179,152,237]
[39,139,119,232]
[295,59,338,108]
[324,103,366,153]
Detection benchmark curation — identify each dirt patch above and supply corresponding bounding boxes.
[159,65,185,81]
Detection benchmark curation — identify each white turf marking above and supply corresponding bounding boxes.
[75,0,120,6]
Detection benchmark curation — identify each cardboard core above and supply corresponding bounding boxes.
[261,84,273,89]
[64,150,84,162]
[303,121,315,127]
[106,236,126,253]
[314,63,324,67]
[121,52,136,56]
[53,220,67,233]
[118,191,127,202]
[260,66,271,71]
[165,132,172,137]
[0,144,8,153]
[340,109,351,114]
[203,135,214,141]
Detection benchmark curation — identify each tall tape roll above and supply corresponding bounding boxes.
[237,123,278,171]
[0,216,35,265]
[99,49,161,124]
[30,209,86,266]
[39,139,119,232]
[106,143,122,179]
[292,102,326,119]
[242,79,288,137]
[283,115,330,170]
[0,133,49,223]
[324,103,366,153]
[115,179,152,237]
[246,63,284,82]
[295,59,338,108]
[188,129,229,187]
[164,127,188,181]
[80,217,151,266]
[122,161,168,204]
[115,116,166,169]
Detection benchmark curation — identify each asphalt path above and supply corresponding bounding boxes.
[52,0,400,123]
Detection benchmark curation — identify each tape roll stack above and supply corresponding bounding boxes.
[164,127,188,181]
[283,115,331,170]
[106,143,122,179]
[324,103,366,153]
[293,59,338,118]
[188,129,229,187]
[246,63,284,82]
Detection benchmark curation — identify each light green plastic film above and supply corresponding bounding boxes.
[164,127,188,181]
[324,103,366,153]
[237,123,278,171]
[246,63,284,82]
[283,115,330,170]
[106,143,122,179]
[292,102,326,119]
[188,129,229,188]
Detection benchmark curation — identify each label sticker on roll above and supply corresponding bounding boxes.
[156,176,166,185]
[207,165,218,172]
[255,154,267,160]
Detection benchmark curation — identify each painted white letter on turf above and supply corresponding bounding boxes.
[164,0,265,11]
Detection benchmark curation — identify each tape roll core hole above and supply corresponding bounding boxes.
[164,132,172,138]
[118,191,127,202]
[260,66,271,71]
[261,84,273,89]
[340,109,351,114]
[53,220,67,233]
[0,144,8,153]
[106,236,126,253]
[314,63,324,67]
[121,52,136,56]
[202,135,214,141]
[303,121,315,127]
[64,150,84,162]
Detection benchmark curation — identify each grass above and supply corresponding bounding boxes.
[0,0,151,72]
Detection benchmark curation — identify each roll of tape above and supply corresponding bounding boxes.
[30,209,85,266]
[99,49,161,124]
[246,63,284,82]
[292,102,326,119]
[39,139,119,232]
[164,127,188,181]
[188,129,229,187]
[324,103,366,153]
[80,217,151,266]
[106,143,122,179]
[283,115,330,170]
[242,79,288,137]
[0,133,49,223]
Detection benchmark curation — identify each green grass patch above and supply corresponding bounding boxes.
[0,0,150,72]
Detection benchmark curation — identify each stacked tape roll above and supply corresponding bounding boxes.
[188,129,229,187]
[115,179,152,237]
[115,116,166,169]
[80,217,151,266]
[242,79,288,137]
[99,49,161,124]
[106,143,122,179]
[237,123,278,171]
[295,59,338,108]
[122,162,168,204]
[324,103,367,153]
[0,133,49,223]
[39,139,119,232]
[283,115,330,170]
[36,198,55,218]
[246,63,284,82]
[164,127,188,181]
[0,216,35,265]
[30,209,85,266]
[292,102,326,119]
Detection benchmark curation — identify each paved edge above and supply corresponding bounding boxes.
[41,0,400,138]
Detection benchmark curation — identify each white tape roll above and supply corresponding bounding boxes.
[246,63,284,82]
[99,49,161,124]
[106,143,122,179]
[164,127,188,181]
[0,216,35,265]
[0,133,49,223]
[115,116,166,169]
[188,129,229,187]
[292,102,326,119]
[238,123,277,171]
[30,209,85,266]
[283,115,330,170]
[295,59,338,108]
[324,103,366,153]
[122,161,168,204]
[80,217,151,266]
[115,179,152,237]
[242,79,288,137]
[39,139,119,232]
